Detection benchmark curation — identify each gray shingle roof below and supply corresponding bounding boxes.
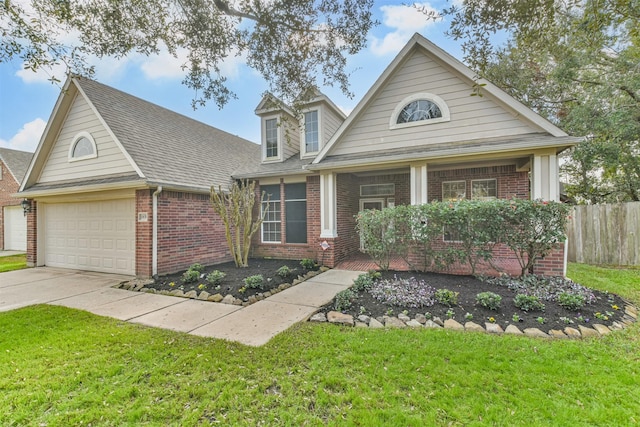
[76,78,260,191]
[0,147,33,183]
[233,154,313,179]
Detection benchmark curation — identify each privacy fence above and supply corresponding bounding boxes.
[566,202,640,266]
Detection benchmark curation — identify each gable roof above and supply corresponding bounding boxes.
[313,33,573,164]
[0,147,33,183]
[21,77,260,194]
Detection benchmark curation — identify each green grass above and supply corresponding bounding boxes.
[0,263,638,426]
[0,254,27,272]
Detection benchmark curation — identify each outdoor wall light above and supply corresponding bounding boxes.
[21,198,32,215]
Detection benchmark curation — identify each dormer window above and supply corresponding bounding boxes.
[265,118,279,159]
[68,131,97,162]
[303,110,319,155]
[390,93,450,129]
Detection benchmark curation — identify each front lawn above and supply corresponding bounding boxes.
[0,264,638,426]
[0,254,27,273]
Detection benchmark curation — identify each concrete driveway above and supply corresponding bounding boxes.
[0,267,363,346]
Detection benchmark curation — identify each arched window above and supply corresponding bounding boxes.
[390,93,450,129]
[68,132,97,161]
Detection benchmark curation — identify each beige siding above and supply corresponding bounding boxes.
[38,93,135,183]
[322,107,344,148]
[330,50,541,157]
[282,117,300,160]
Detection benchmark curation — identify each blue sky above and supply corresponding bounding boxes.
[0,1,466,153]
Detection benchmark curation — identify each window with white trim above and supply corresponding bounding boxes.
[303,110,319,154]
[360,183,395,197]
[261,184,281,243]
[265,118,279,159]
[442,181,466,201]
[69,131,97,161]
[471,179,497,200]
[390,93,450,129]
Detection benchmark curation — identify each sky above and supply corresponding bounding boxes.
[0,1,468,153]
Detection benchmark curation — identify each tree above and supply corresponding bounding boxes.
[210,180,265,268]
[1,0,375,108]
[434,0,640,203]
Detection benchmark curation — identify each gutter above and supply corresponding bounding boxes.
[152,186,163,277]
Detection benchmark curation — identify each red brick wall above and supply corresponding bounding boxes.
[0,161,21,250]
[428,165,529,201]
[154,190,231,276]
[135,190,154,277]
[26,201,37,266]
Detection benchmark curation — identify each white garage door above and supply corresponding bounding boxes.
[43,199,135,275]
[3,205,27,251]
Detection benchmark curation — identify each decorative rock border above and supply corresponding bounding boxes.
[311,300,638,339]
[113,267,330,307]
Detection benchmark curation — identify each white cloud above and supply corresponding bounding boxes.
[370,3,441,56]
[140,49,188,80]
[0,118,46,152]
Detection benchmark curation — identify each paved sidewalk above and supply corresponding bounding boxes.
[1,267,363,346]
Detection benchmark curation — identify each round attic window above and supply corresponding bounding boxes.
[69,132,97,161]
[389,93,450,129]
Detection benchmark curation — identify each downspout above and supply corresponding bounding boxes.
[152,186,163,277]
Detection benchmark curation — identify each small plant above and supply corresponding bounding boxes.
[334,289,355,311]
[182,269,200,283]
[560,316,574,325]
[476,292,502,310]
[352,273,374,292]
[276,265,295,278]
[300,258,316,270]
[386,308,394,316]
[577,314,588,323]
[446,308,455,319]
[612,304,619,310]
[169,282,175,287]
[197,283,207,290]
[243,274,265,290]
[488,316,496,323]
[402,309,409,316]
[595,311,613,321]
[359,306,367,315]
[189,263,205,273]
[557,292,585,311]
[367,270,382,280]
[238,286,247,294]
[512,314,522,323]
[424,312,432,320]
[536,316,546,325]
[464,312,473,321]
[435,289,459,307]
[513,294,545,312]
[206,270,226,285]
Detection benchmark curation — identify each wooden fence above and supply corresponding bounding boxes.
[566,202,640,266]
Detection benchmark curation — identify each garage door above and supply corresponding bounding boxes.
[43,199,135,275]
[3,205,27,251]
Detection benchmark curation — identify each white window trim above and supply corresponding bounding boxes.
[261,198,282,243]
[262,115,282,163]
[471,178,498,200]
[390,93,451,130]
[68,131,98,162]
[300,108,322,158]
[442,180,466,201]
[360,183,395,197]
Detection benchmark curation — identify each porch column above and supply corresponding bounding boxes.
[531,150,559,201]
[410,163,428,205]
[320,172,337,238]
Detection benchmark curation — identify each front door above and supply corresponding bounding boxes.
[359,198,385,249]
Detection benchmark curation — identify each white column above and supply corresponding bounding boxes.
[532,152,559,202]
[320,172,337,238]
[410,163,428,205]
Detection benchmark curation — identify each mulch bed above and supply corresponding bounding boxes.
[318,270,628,333]
[151,258,318,302]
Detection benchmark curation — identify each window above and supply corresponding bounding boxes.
[285,183,307,244]
[390,93,450,129]
[360,183,395,197]
[261,185,281,243]
[265,119,278,159]
[68,132,97,161]
[304,110,319,154]
[442,181,466,201]
[471,179,497,200]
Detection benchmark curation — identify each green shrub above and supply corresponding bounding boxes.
[476,292,502,310]
[352,273,374,292]
[276,265,295,278]
[206,270,226,286]
[514,294,545,312]
[189,263,205,273]
[557,292,586,311]
[435,288,459,307]
[334,289,355,312]
[300,259,316,270]
[243,274,264,290]
[182,269,200,283]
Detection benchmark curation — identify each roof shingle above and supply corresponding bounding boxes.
[0,147,33,183]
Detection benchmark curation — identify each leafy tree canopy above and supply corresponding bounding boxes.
[1,0,375,108]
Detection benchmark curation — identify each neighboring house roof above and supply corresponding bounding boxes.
[233,155,314,179]
[21,77,260,195]
[0,147,33,183]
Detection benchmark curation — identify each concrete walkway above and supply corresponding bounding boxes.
[0,267,363,346]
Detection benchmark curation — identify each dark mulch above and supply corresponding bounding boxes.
[319,270,628,333]
[151,258,318,302]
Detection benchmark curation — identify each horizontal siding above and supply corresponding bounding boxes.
[323,107,344,147]
[39,93,135,183]
[331,50,541,157]
[282,118,300,159]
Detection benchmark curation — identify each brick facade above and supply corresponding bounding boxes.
[0,160,22,250]
[428,165,529,201]
[135,190,154,277]
[26,201,37,266]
